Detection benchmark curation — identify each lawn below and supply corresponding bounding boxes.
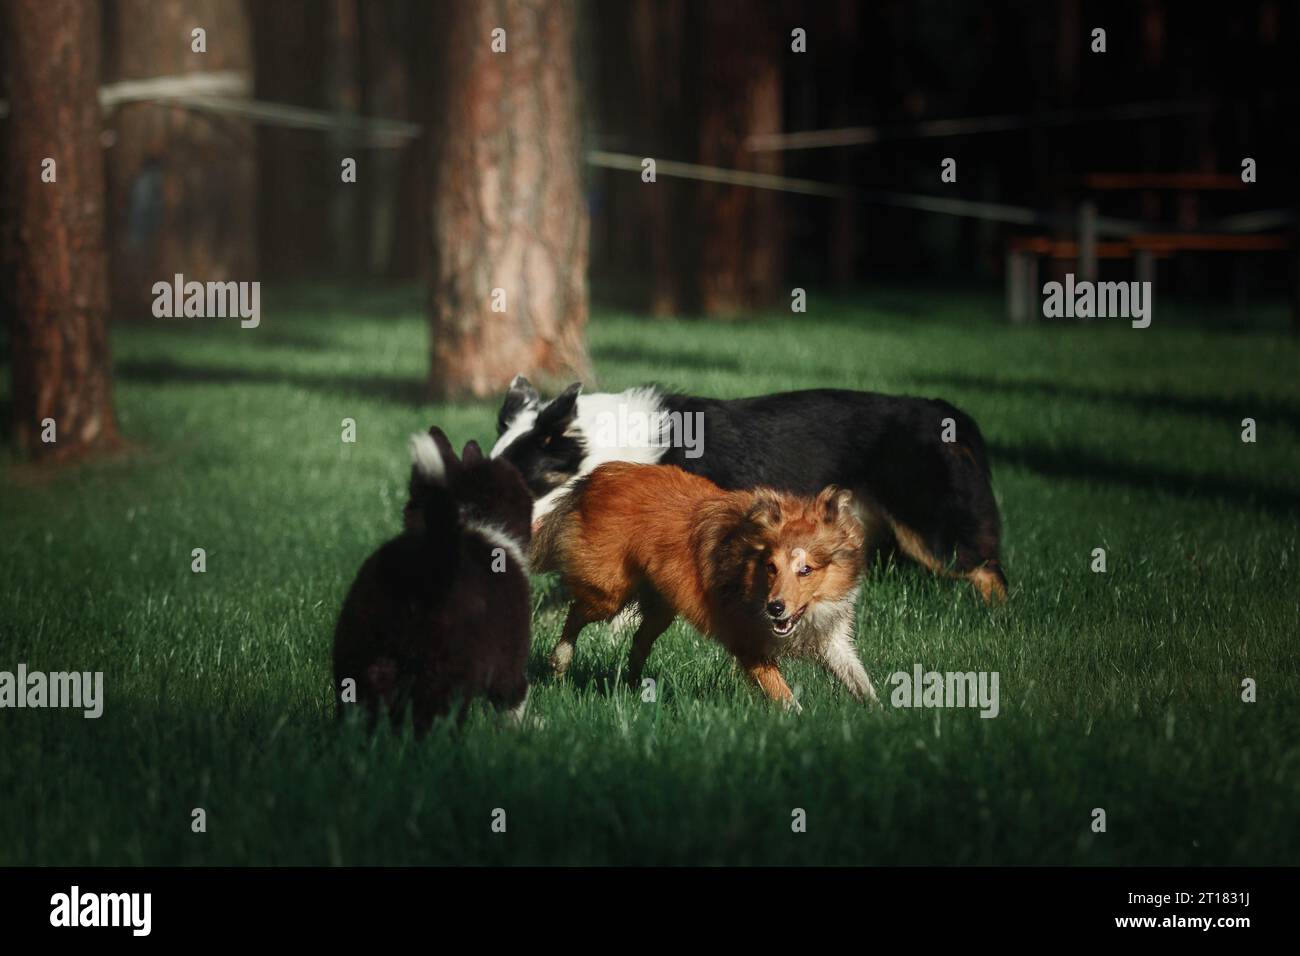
[1,284,1297,865]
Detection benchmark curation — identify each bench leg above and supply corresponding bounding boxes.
[1025,252,1039,321]
[1078,200,1098,284]
[1232,257,1248,327]
[1006,251,1026,323]
[1292,222,1300,331]
[1135,249,1156,293]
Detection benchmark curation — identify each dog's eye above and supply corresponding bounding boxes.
[798,565,812,577]
[540,434,552,448]
[766,561,777,576]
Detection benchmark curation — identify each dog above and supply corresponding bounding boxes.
[332,427,533,735]
[532,462,876,708]
[492,377,1006,603]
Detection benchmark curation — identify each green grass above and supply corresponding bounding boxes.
[1,283,1298,865]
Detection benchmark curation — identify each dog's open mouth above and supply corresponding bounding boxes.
[771,605,807,637]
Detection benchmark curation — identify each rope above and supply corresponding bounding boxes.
[2,81,1287,233]
[745,99,1213,152]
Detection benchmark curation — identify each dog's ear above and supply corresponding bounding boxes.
[744,489,783,533]
[817,486,865,552]
[816,486,854,522]
[410,427,459,484]
[461,440,484,467]
[497,374,540,435]
[535,382,583,437]
[509,373,540,405]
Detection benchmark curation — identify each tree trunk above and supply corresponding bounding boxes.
[360,0,412,277]
[426,0,590,399]
[251,0,328,278]
[630,0,688,316]
[327,0,363,273]
[105,0,255,318]
[2,0,118,459]
[696,0,784,317]
[829,0,859,287]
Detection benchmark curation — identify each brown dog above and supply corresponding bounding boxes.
[533,462,876,707]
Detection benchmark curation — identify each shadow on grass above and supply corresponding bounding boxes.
[534,658,637,700]
[270,281,423,319]
[112,320,337,352]
[117,358,428,408]
[911,370,1300,432]
[114,282,423,327]
[247,328,337,351]
[592,342,742,374]
[523,609,639,698]
[56,356,1300,521]
[989,439,1300,517]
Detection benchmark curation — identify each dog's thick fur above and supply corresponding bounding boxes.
[332,427,533,734]
[493,378,1006,603]
[534,462,877,707]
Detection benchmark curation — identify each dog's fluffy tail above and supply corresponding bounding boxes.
[409,431,448,485]
[408,432,460,578]
[529,478,587,573]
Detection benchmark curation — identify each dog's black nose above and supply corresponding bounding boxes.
[766,600,785,619]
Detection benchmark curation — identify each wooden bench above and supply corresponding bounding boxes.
[1126,233,1291,253]
[1007,238,1151,322]
[1083,173,1247,192]
[1006,173,1295,323]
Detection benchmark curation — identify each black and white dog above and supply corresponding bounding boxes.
[490,376,1007,602]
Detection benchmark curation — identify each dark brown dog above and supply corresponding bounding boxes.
[332,427,533,734]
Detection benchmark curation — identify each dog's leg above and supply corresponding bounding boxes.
[817,627,878,705]
[550,603,593,677]
[887,518,1007,606]
[487,675,531,727]
[626,595,674,688]
[505,691,528,725]
[741,659,801,712]
[609,602,642,636]
[967,563,1008,604]
[885,518,948,576]
[497,687,530,728]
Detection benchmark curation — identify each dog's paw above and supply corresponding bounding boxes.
[548,647,574,679]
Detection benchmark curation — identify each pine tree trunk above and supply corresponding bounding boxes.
[426,0,591,400]
[829,0,859,287]
[2,0,119,459]
[630,0,688,316]
[360,0,411,277]
[327,0,363,273]
[105,0,256,317]
[696,0,784,318]
[251,0,328,278]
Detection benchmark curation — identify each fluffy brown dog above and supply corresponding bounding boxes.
[533,462,876,707]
